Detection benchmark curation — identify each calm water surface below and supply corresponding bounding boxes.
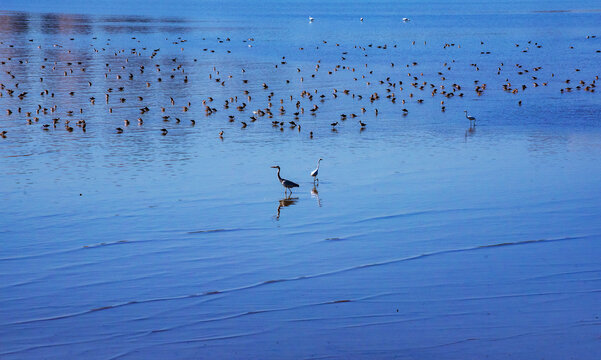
[1,1,601,359]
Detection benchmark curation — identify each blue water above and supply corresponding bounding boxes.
[1,1,601,358]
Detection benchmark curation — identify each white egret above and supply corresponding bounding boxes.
[311,158,323,182]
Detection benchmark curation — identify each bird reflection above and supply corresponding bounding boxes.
[275,196,298,220]
[311,185,322,207]
[464,124,476,141]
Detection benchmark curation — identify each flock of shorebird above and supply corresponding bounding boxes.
[0,17,598,142]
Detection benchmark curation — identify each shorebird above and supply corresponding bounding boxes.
[311,158,323,182]
[271,166,299,196]
[309,16,315,23]
[464,110,476,125]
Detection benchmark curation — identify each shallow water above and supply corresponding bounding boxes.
[1,1,601,359]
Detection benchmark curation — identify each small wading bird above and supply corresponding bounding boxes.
[311,158,323,183]
[271,166,299,196]
[464,110,476,126]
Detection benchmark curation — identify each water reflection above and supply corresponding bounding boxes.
[275,196,298,220]
[464,124,476,141]
[0,13,29,34]
[311,185,321,207]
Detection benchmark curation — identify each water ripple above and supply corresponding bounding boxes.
[4,234,589,327]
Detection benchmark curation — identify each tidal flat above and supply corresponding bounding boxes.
[1,1,601,359]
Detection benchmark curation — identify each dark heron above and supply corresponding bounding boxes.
[464,110,476,125]
[271,166,299,196]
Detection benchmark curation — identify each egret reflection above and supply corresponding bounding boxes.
[311,185,322,207]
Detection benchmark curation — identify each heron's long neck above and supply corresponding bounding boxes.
[276,168,282,181]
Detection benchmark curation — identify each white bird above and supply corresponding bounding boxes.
[311,158,323,182]
[309,16,315,22]
[402,17,410,22]
[360,17,364,22]
[464,110,476,125]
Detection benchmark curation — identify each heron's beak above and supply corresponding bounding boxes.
[271,166,277,168]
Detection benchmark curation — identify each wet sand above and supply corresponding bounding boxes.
[1,1,601,359]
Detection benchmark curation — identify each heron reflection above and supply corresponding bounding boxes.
[275,197,298,220]
[464,124,476,141]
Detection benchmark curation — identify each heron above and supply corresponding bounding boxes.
[464,110,476,125]
[271,166,299,196]
[311,158,323,183]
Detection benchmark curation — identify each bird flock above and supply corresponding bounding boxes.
[0,18,599,142]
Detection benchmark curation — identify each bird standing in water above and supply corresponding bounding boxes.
[464,110,476,126]
[271,166,299,196]
[311,158,322,183]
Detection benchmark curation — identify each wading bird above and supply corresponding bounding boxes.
[311,158,323,183]
[271,165,299,196]
[464,110,476,125]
